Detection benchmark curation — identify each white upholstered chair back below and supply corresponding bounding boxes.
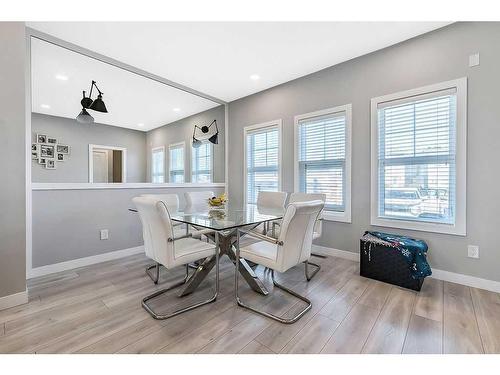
[141,194,179,213]
[288,192,326,236]
[184,191,214,210]
[276,200,324,272]
[256,191,287,210]
[133,196,177,268]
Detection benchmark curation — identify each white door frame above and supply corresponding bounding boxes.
[88,144,127,183]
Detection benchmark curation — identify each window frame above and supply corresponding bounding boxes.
[243,119,283,205]
[191,142,214,183]
[370,78,467,236]
[151,146,165,183]
[168,141,185,183]
[294,105,352,223]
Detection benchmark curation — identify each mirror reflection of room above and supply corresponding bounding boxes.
[30,37,225,184]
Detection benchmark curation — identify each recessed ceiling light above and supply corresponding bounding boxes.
[250,74,260,81]
[137,123,144,127]
[55,74,68,81]
[173,108,181,112]
[40,104,50,109]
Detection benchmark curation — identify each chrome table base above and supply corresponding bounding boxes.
[177,230,269,297]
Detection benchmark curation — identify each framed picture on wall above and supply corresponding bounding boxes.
[37,134,47,144]
[57,153,65,161]
[56,144,70,154]
[31,143,38,152]
[32,151,38,160]
[38,158,46,165]
[47,137,58,144]
[46,160,56,169]
[40,144,55,159]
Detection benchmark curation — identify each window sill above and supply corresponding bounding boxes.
[323,211,351,223]
[370,216,466,236]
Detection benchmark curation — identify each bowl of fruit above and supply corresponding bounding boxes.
[208,193,228,208]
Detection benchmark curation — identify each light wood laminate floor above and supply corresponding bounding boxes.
[0,249,499,354]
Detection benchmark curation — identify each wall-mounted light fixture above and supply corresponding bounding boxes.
[192,119,219,148]
[76,80,108,124]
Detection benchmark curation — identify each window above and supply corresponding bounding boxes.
[371,78,467,235]
[151,146,165,183]
[191,143,212,183]
[244,120,282,204]
[169,142,185,183]
[294,105,352,222]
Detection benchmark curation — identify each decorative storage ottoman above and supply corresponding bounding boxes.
[360,231,431,292]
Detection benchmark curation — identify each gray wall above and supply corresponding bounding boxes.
[31,113,147,183]
[0,22,27,298]
[228,22,500,282]
[146,105,225,183]
[32,186,224,267]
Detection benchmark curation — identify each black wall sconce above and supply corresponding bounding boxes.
[192,119,219,148]
[76,80,108,124]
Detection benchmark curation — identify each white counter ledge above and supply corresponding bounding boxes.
[31,182,226,191]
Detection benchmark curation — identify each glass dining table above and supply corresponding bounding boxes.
[130,203,284,297]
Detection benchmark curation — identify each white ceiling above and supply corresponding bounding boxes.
[31,38,220,131]
[28,22,451,102]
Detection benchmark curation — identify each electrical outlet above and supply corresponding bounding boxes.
[467,245,479,259]
[469,53,480,67]
[100,229,109,240]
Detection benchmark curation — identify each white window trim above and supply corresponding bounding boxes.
[168,141,186,183]
[191,142,214,183]
[88,144,127,183]
[243,119,283,205]
[294,105,352,223]
[370,77,467,236]
[151,146,165,183]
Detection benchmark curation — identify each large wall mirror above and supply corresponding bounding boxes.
[30,37,226,184]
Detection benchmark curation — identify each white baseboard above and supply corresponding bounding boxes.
[430,269,500,293]
[0,290,28,311]
[312,245,359,262]
[28,246,145,279]
[313,244,500,294]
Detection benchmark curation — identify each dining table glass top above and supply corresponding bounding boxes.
[170,203,284,231]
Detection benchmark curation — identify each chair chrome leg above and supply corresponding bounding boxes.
[142,233,220,320]
[234,232,311,324]
[304,260,320,281]
[146,263,161,284]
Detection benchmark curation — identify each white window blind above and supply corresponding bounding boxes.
[377,88,457,224]
[297,112,346,211]
[151,147,165,183]
[191,143,212,183]
[246,124,280,204]
[169,143,184,183]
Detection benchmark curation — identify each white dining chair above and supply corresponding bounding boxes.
[184,191,216,241]
[288,192,327,280]
[133,196,219,320]
[235,200,324,324]
[184,191,215,209]
[256,191,287,234]
[140,193,187,283]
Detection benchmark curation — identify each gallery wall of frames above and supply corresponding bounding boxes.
[32,133,70,170]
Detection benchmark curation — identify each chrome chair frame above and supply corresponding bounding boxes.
[234,230,312,324]
[304,260,321,281]
[142,233,220,320]
[145,225,204,284]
